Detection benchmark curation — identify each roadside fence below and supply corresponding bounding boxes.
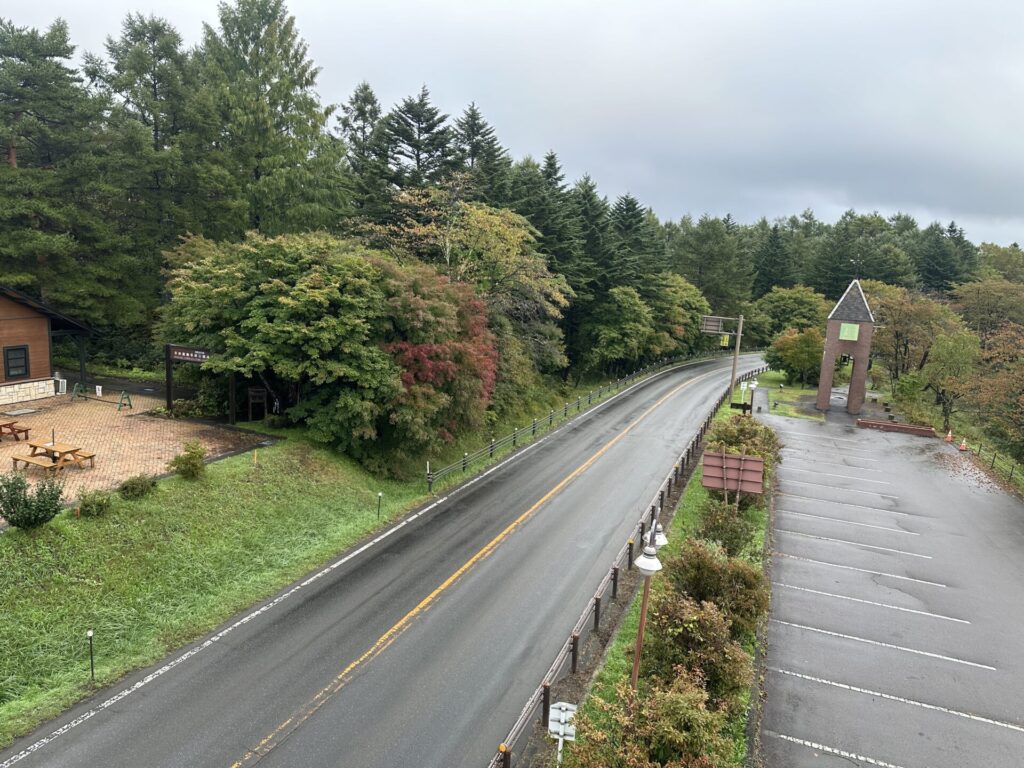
[427,350,759,493]
[960,440,1024,488]
[487,365,768,768]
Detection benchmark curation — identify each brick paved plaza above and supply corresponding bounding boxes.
[0,392,263,501]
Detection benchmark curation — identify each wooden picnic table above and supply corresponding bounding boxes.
[15,440,96,472]
[0,421,30,441]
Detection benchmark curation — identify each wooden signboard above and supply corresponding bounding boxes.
[701,452,765,494]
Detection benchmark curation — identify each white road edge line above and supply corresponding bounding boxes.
[777,509,918,534]
[771,668,1021,732]
[783,466,891,484]
[774,528,931,558]
[780,478,900,499]
[767,732,907,768]
[0,358,749,768]
[771,620,995,670]
[774,552,946,587]
[776,492,914,516]
[772,582,969,623]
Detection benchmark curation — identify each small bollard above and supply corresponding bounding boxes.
[649,504,656,527]
[659,490,664,512]
[427,473,433,494]
[87,629,95,682]
[564,402,568,418]
[532,418,537,437]
[571,633,580,673]
[588,390,592,405]
[594,595,601,630]
[612,566,619,598]
[549,410,554,426]
[376,491,383,521]
[490,437,495,458]
[499,743,511,768]
[667,477,673,497]
[513,428,517,448]
[542,682,551,728]
[462,452,468,471]
[627,539,634,569]
[639,522,646,547]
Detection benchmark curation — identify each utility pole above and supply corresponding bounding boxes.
[729,314,744,402]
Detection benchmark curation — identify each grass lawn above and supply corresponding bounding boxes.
[757,370,823,421]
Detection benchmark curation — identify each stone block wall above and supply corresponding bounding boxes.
[0,379,55,407]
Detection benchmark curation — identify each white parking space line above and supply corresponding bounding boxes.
[766,732,906,768]
[782,456,885,473]
[772,620,995,670]
[773,582,969,623]
[783,466,891,484]
[778,509,918,535]
[775,529,931,558]
[780,479,899,499]
[771,669,1022,732]
[774,552,946,587]
[782,447,883,463]
[781,430,874,445]
[776,493,916,517]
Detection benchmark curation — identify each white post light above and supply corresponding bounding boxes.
[630,542,662,689]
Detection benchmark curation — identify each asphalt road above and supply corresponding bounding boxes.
[1,355,761,768]
[759,409,1024,768]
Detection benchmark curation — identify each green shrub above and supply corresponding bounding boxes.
[697,499,756,556]
[566,671,731,768]
[664,539,769,639]
[78,490,113,518]
[644,591,751,713]
[706,414,782,466]
[0,473,64,529]
[168,441,206,480]
[119,474,157,500]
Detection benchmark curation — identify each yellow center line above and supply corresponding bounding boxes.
[230,367,719,767]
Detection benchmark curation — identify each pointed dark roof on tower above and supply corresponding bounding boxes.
[828,279,874,323]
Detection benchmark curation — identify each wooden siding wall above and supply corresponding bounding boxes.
[0,295,51,384]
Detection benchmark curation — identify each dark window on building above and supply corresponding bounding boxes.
[4,346,29,379]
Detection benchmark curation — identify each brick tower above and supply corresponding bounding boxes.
[816,279,874,414]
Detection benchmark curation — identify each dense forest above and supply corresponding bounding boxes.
[3,0,1023,468]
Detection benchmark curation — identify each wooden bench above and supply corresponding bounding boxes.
[72,451,96,469]
[12,455,60,473]
[9,426,29,441]
[0,423,29,441]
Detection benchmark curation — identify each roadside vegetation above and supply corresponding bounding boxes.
[564,412,780,767]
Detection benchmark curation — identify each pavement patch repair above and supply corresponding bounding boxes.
[758,413,1024,768]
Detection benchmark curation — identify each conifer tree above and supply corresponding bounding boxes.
[384,85,455,188]
[338,82,393,220]
[752,224,796,297]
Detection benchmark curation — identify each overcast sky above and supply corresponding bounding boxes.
[16,0,1024,244]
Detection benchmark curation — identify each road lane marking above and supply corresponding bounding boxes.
[776,493,914,516]
[779,440,878,457]
[767,732,907,768]
[0,360,742,768]
[774,552,946,586]
[228,369,722,767]
[774,528,930,558]
[777,509,917,534]
[779,478,899,499]
[772,582,968,623]
[771,668,1021,731]
[780,430,873,444]
[771,620,995,669]
[782,466,891,484]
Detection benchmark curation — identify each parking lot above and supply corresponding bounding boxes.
[760,415,1024,767]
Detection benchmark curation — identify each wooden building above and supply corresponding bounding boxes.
[0,286,89,407]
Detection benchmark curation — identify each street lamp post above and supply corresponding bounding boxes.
[630,523,666,689]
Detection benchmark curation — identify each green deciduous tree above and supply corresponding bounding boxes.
[950,278,1024,346]
[920,330,980,432]
[746,284,830,346]
[764,326,824,386]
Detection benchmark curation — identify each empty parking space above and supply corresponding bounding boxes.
[760,415,1024,768]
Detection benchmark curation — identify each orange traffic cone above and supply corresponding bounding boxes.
[958,437,968,452]
[945,430,953,443]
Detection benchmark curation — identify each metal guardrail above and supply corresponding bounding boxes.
[487,365,769,767]
[427,350,756,493]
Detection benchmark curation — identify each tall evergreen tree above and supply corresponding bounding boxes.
[453,103,509,203]
[914,222,961,293]
[752,224,796,297]
[338,81,392,220]
[607,193,648,290]
[669,214,751,315]
[384,85,454,188]
[193,0,349,237]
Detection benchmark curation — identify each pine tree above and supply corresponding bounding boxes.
[752,224,796,297]
[453,103,509,204]
[670,214,751,315]
[384,85,455,188]
[607,193,648,289]
[914,222,961,293]
[338,82,392,220]
[192,0,349,237]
